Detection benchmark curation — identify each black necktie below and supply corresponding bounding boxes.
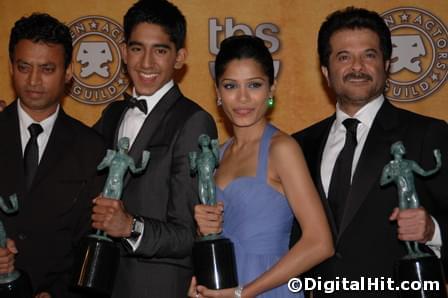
[328,118,360,229]
[128,97,148,115]
[24,123,43,190]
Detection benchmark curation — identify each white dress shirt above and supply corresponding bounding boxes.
[18,99,59,164]
[118,80,174,251]
[321,95,384,196]
[320,95,441,256]
[118,80,174,148]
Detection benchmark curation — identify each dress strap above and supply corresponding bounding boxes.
[219,138,233,160]
[256,123,278,181]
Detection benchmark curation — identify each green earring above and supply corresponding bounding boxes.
[267,97,275,108]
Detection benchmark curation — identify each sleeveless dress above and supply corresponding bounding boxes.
[217,124,303,297]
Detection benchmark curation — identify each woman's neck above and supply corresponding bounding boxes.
[232,119,267,148]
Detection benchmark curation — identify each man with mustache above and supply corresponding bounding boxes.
[291,7,448,297]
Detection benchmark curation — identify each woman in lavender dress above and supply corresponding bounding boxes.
[191,35,333,297]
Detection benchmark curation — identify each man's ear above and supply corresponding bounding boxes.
[65,63,73,83]
[9,60,13,76]
[174,48,187,70]
[321,66,330,87]
[120,43,128,65]
[384,60,390,73]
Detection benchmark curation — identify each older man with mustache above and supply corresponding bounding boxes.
[291,7,448,298]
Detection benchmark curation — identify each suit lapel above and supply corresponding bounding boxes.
[0,101,26,198]
[122,85,182,186]
[113,95,132,149]
[313,115,339,239]
[314,116,334,200]
[32,109,73,190]
[337,101,400,241]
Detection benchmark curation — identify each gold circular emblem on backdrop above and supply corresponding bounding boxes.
[381,7,448,102]
[68,16,129,104]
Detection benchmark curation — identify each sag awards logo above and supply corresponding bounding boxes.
[68,16,129,105]
[381,7,448,102]
[208,17,281,78]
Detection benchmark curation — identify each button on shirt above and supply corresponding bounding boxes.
[18,100,58,163]
[118,80,174,147]
[321,95,441,256]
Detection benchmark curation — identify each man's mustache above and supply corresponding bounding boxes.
[343,72,372,81]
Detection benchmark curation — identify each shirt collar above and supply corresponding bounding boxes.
[335,95,384,130]
[17,99,59,138]
[132,80,174,104]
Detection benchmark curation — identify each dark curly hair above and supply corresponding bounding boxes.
[318,7,392,68]
[9,13,73,69]
[124,0,186,50]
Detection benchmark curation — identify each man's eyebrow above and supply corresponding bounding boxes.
[128,41,144,47]
[127,41,171,50]
[153,43,171,49]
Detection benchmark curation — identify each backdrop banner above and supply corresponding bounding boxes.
[1,1,447,140]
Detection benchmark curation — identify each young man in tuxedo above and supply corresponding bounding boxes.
[0,13,104,297]
[292,7,448,297]
[92,0,217,297]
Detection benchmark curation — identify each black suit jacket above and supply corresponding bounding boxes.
[292,100,448,297]
[94,85,217,298]
[0,101,105,297]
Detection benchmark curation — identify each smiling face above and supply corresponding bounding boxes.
[121,22,187,96]
[216,58,275,128]
[321,28,390,115]
[10,39,72,121]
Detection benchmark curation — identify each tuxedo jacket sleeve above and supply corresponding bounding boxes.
[412,115,448,262]
[94,86,217,263]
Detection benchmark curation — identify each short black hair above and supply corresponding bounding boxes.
[123,0,186,50]
[318,7,392,68]
[9,13,73,69]
[214,35,274,86]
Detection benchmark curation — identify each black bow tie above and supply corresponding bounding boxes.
[128,97,148,115]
